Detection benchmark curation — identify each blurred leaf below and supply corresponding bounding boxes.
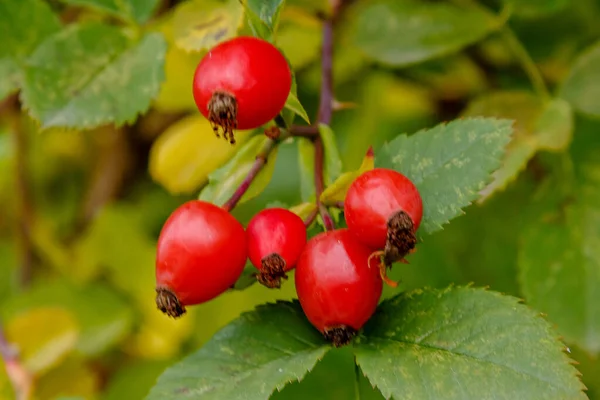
[232,262,258,291]
[0,0,61,99]
[519,168,600,355]
[318,124,342,186]
[103,360,171,400]
[355,287,587,400]
[535,98,574,151]
[35,357,99,399]
[296,138,315,202]
[462,91,573,201]
[22,24,166,130]
[504,0,570,18]
[5,307,79,374]
[560,40,600,118]
[244,0,285,41]
[0,241,18,302]
[147,301,330,399]
[2,279,134,356]
[320,147,374,205]
[277,9,321,69]
[376,118,513,235]
[153,14,204,112]
[173,0,244,52]
[57,0,159,23]
[349,0,497,67]
[199,135,278,206]
[0,361,14,400]
[149,115,253,194]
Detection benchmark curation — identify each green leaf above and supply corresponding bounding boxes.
[349,0,497,67]
[104,360,172,400]
[199,135,279,206]
[461,92,573,201]
[232,262,258,291]
[2,279,134,356]
[355,287,587,400]
[0,0,61,99]
[147,301,330,400]
[284,79,310,124]
[519,168,600,355]
[318,124,342,186]
[376,118,513,234]
[244,0,286,41]
[503,0,570,18]
[173,0,244,52]
[320,147,374,205]
[21,24,166,130]
[277,9,321,70]
[296,138,316,202]
[57,0,160,23]
[560,40,600,118]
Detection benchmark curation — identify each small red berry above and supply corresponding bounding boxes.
[192,36,292,144]
[155,200,247,318]
[295,229,383,347]
[247,208,307,289]
[345,168,423,268]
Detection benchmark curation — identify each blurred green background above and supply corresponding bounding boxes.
[2,0,600,398]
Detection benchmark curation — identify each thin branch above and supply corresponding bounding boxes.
[289,125,319,138]
[0,322,32,400]
[303,207,319,227]
[10,105,34,287]
[222,137,277,212]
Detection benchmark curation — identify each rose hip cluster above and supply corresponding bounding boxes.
[155,168,423,346]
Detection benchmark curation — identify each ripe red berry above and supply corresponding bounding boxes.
[344,168,423,267]
[247,208,307,289]
[155,200,247,318]
[295,229,383,347]
[192,36,292,144]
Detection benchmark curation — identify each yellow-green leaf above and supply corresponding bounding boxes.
[173,0,244,52]
[5,307,79,374]
[149,115,253,194]
[320,147,374,205]
[289,202,318,221]
[35,358,99,399]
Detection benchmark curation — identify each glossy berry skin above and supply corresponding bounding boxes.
[193,36,292,130]
[344,168,423,250]
[295,229,383,342]
[247,208,307,271]
[155,200,247,316]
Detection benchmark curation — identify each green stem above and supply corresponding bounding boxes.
[501,27,551,100]
[354,357,361,400]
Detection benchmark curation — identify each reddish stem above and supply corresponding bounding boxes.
[0,322,32,400]
[222,138,276,212]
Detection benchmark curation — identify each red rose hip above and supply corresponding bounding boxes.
[247,208,307,288]
[155,200,247,318]
[345,168,423,267]
[193,36,292,144]
[295,229,383,346]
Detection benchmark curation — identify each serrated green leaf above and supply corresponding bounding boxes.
[21,24,166,130]
[519,165,600,355]
[146,300,330,400]
[462,92,573,201]
[503,0,570,18]
[355,287,587,400]
[376,118,513,234]
[560,40,600,118]
[297,138,315,202]
[349,0,497,67]
[199,135,278,206]
[1,279,134,356]
[318,124,342,186]
[0,0,61,99]
[57,0,159,23]
[173,0,244,52]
